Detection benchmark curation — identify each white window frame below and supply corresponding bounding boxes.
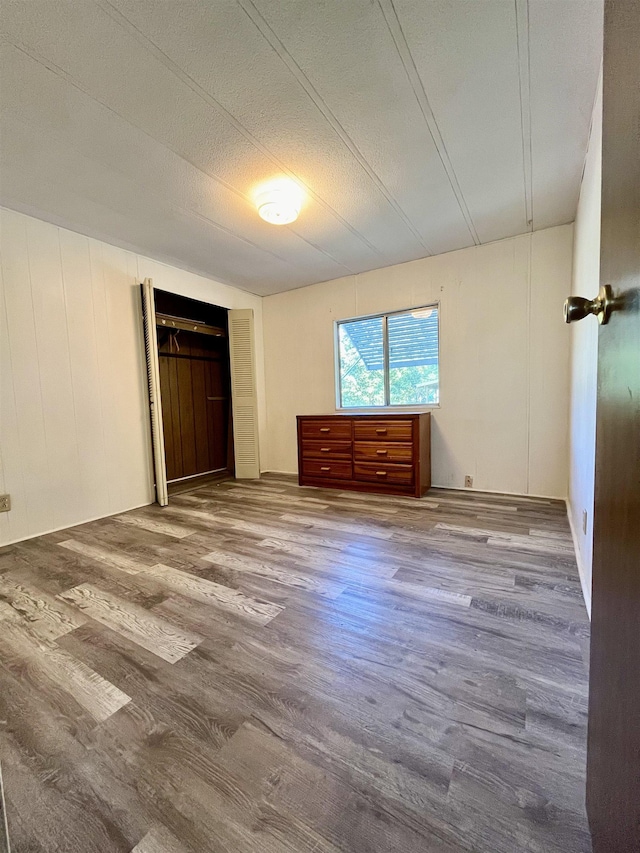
[334,302,441,411]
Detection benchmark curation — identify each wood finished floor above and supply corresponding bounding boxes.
[0,476,591,853]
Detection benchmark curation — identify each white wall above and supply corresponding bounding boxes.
[0,205,576,545]
[567,77,602,616]
[0,207,264,545]
[263,224,573,498]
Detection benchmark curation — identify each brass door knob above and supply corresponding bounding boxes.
[564,285,613,325]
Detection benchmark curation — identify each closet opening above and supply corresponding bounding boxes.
[153,289,234,495]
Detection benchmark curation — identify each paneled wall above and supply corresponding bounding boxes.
[0,205,574,544]
[263,224,573,498]
[0,208,264,545]
[568,76,602,616]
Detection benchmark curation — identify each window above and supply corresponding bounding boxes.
[336,305,439,408]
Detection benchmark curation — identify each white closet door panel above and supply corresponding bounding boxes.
[140,277,168,505]
[25,217,84,529]
[0,210,53,536]
[58,229,111,519]
[229,308,260,479]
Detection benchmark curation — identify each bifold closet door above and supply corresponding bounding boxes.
[140,278,168,506]
[228,308,260,479]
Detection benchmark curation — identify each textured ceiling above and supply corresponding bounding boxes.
[0,0,602,295]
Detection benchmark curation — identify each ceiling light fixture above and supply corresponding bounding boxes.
[254,177,304,225]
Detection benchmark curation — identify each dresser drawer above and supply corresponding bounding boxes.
[302,440,352,460]
[300,419,352,440]
[354,462,414,485]
[302,459,353,480]
[353,420,413,441]
[354,441,413,463]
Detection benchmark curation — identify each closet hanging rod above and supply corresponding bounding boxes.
[155,312,226,337]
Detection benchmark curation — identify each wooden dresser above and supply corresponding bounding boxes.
[297,413,431,497]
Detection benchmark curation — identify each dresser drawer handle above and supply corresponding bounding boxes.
[319,427,331,433]
[320,447,331,452]
[376,470,388,476]
[376,449,388,455]
[375,428,387,434]
[321,466,331,471]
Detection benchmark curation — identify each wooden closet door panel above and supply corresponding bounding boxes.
[176,358,197,477]
[160,357,183,481]
[211,402,228,470]
[204,359,228,471]
[161,355,230,480]
[158,357,173,479]
[169,358,184,479]
[190,359,212,474]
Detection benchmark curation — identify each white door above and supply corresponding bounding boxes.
[228,308,260,479]
[140,278,168,505]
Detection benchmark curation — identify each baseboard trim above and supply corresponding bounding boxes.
[1,499,155,548]
[566,499,592,619]
[261,471,566,501]
[429,485,567,501]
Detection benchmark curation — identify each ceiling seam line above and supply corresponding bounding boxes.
[2,200,265,296]
[515,0,534,230]
[5,39,356,278]
[5,39,241,200]
[236,0,433,255]
[284,233,358,276]
[378,0,480,245]
[2,63,312,271]
[93,0,389,262]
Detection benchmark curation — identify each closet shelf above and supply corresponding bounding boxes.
[156,312,226,337]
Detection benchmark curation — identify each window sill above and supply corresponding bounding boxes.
[335,405,440,413]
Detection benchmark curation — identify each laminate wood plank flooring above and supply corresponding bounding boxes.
[131,826,188,853]
[201,548,346,599]
[58,539,151,574]
[59,584,204,664]
[0,575,87,641]
[0,475,591,852]
[0,620,132,722]
[136,562,285,623]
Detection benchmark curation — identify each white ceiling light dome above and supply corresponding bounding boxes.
[254,177,304,225]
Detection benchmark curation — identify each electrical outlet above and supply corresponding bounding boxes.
[464,475,473,488]
[582,510,588,535]
[0,494,10,513]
